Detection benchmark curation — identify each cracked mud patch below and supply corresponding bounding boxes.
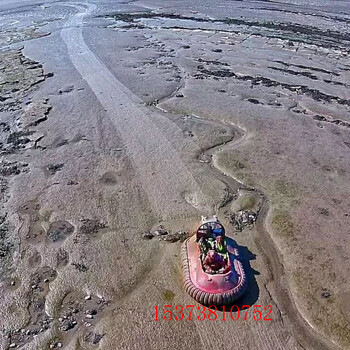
[0,50,47,113]
[22,98,51,128]
[0,160,28,177]
[104,11,350,52]
[0,26,49,48]
[0,47,50,288]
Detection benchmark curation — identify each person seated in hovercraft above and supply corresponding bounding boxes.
[198,236,211,258]
[203,249,226,274]
[214,235,228,257]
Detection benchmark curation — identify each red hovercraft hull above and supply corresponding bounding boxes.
[181,234,247,306]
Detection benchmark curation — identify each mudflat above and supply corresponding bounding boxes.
[0,0,349,349]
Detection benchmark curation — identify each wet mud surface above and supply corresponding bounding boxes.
[0,0,350,349]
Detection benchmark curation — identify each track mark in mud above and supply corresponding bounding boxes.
[80,219,108,237]
[47,221,75,243]
[61,3,216,217]
[99,171,118,186]
[28,250,42,268]
[71,5,342,349]
[19,200,75,248]
[56,248,69,268]
[51,137,69,148]
[4,266,57,349]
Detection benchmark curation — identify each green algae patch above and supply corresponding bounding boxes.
[263,178,302,209]
[291,270,350,349]
[163,290,175,302]
[216,151,254,187]
[236,194,257,211]
[270,209,294,238]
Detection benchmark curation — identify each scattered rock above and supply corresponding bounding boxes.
[225,210,257,231]
[321,288,331,299]
[153,226,168,236]
[212,48,223,53]
[142,231,154,240]
[59,317,77,331]
[198,153,211,163]
[182,45,190,49]
[49,340,63,349]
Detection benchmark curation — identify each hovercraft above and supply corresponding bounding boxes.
[181,216,247,306]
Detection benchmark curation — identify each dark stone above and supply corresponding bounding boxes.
[46,164,64,175]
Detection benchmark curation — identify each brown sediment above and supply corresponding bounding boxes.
[196,119,341,350]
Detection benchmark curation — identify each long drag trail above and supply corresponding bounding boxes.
[59,3,339,350]
[61,2,212,219]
